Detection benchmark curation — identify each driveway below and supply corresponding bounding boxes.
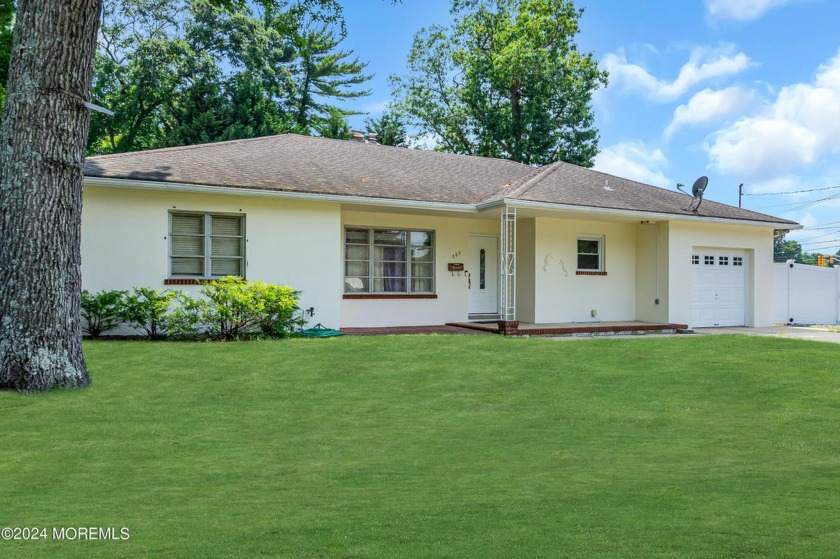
[693,325,840,344]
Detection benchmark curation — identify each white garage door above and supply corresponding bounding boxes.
[691,250,746,328]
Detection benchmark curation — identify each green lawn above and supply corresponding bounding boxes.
[1,335,838,558]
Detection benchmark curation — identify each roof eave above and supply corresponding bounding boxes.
[479,198,801,229]
[83,176,480,214]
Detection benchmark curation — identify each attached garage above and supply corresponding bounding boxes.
[691,249,747,328]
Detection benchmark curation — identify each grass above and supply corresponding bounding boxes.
[1,335,838,558]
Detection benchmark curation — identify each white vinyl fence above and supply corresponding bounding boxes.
[773,261,840,325]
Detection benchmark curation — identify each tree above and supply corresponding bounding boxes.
[315,106,351,139]
[0,0,103,391]
[365,109,409,147]
[773,230,803,263]
[391,0,607,166]
[287,25,371,134]
[0,0,13,111]
[90,3,194,153]
[0,0,357,392]
[87,0,371,153]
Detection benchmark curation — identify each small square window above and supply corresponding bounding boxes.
[733,257,744,267]
[719,256,729,266]
[577,236,603,271]
[692,255,700,265]
[704,255,714,265]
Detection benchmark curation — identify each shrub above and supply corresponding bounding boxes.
[121,287,184,340]
[80,289,127,338]
[181,276,303,340]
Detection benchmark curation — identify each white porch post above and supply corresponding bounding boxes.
[499,206,517,332]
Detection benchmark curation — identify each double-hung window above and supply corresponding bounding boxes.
[344,228,434,294]
[577,236,604,271]
[170,212,245,278]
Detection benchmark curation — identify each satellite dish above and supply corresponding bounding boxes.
[691,176,708,198]
[682,176,708,214]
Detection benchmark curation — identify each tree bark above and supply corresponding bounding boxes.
[0,0,102,391]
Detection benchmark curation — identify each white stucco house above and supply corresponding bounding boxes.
[81,133,799,333]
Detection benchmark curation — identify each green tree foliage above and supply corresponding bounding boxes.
[773,231,803,263]
[773,230,839,266]
[90,0,196,153]
[365,109,409,147]
[391,0,607,166]
[0,0,13,111]
[87,0,372,155]
[288,25,371,134]
[314,106,352,139]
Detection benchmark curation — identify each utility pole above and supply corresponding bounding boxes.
[738,183,744,208]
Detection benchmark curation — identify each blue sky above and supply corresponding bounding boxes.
[337,0,840,254]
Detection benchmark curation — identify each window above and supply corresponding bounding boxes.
[704,255,714,265]
[170,212,245,278]
[692,255,700,265]
[733,256,744,267]
[719,256,729,266]
[344,228,434,294]
[577,236,603,271]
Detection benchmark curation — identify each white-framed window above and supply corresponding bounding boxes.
[691,255,700,265]
[344,228,434,293]
[169,212,245,278]
[577,235,604,271]
[733,256,744,267]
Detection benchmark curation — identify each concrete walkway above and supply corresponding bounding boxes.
[542,324,840,344]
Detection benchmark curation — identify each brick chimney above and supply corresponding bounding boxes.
[350,130,365,142]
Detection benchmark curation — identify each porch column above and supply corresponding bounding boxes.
[499,206,517,334]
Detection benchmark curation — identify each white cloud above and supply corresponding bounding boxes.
[707,51,840,180]
[705,0,802,21]
[665,86,755,138]
[603,45,753,102]
[593,141,671,187]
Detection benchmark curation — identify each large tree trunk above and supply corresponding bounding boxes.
[0,0,102,392]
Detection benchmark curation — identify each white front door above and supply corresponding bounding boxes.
[691,250,747,327]
[468,235,499,315]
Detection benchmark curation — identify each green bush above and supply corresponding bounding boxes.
[180,276,303,340]
[81,289,127,338]
[121,287,186,340]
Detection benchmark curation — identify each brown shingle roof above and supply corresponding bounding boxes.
[84,133,532,205]
[486,160,797,225]
[84,133,798,226]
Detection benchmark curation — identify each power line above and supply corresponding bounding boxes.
[745,184,840,196]
[797,239,840,248]
[749,191,840,212]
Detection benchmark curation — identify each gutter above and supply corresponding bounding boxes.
[478,198,802,230]
[84,177,800,230]
[83,177,480,214]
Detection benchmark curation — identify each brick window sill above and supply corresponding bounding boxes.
[343,294,438,300]
[165,278,203,285]
[576,271,608,276]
